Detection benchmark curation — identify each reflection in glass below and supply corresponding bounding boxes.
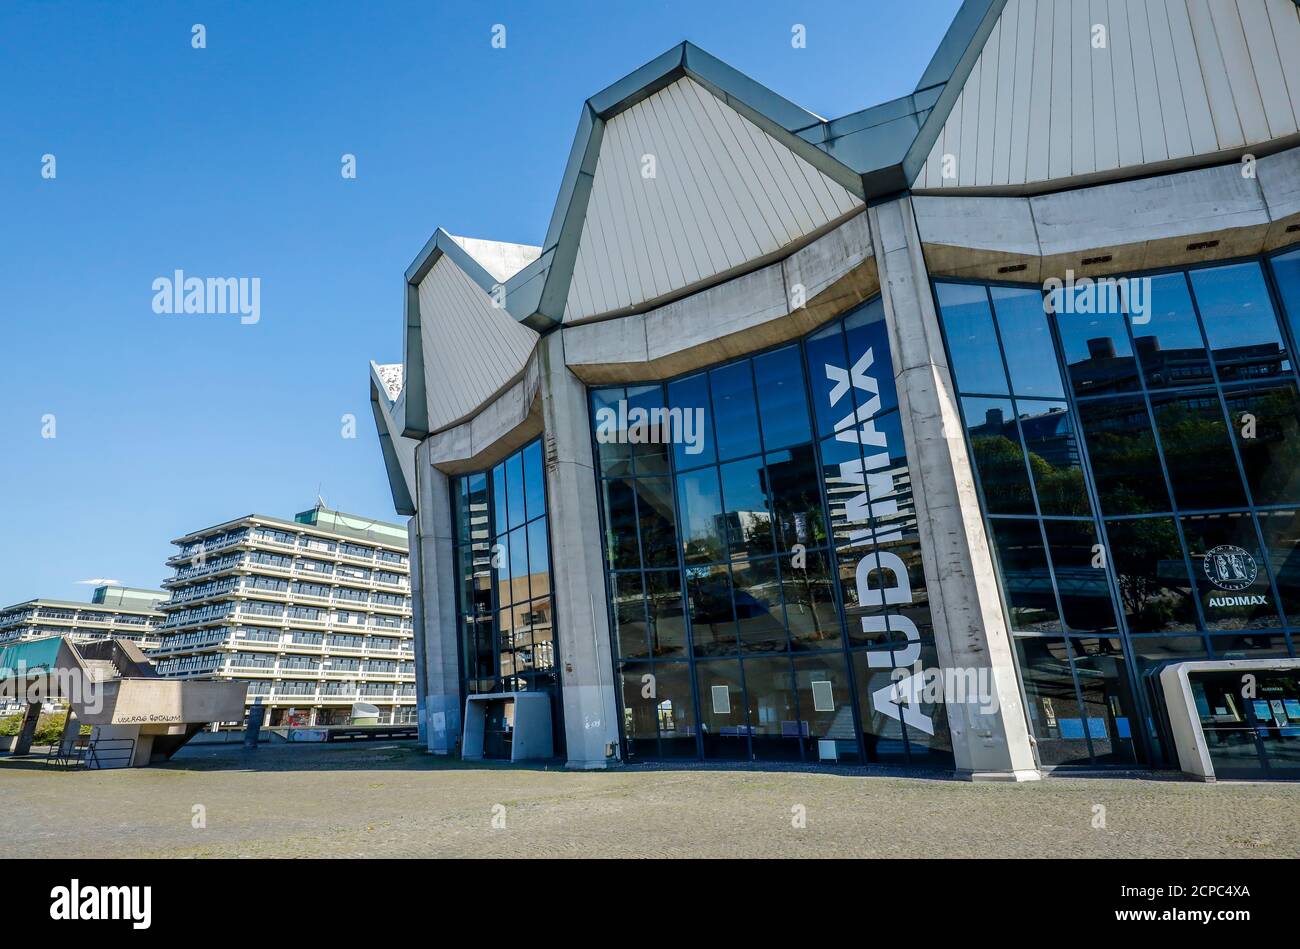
[645,570,688,658]
[718,456,774,559]
[753,345,812,450]
[685,564,736,656]
[600,478,639,570]
[844,299,898,414]
[1132,273,1212,388]
[1189,262,1290,383]
[618,661,657,758]
[651,662,699,757]
[1272,248,1300,349]
[1149,390,1246,511]
[1043,520,1117,632]
[934,282,1008,395]
[675,467,726,565]
[590,387,632,477]
[805,321,852,439]
[988,520,1060,632]
[1225,382,1300,506]
[964,397,1034,514]
[851,651,909,763]
[767,446,826,549]
[1180,513,1280,630]
[634,477,677,568]
[1055,305,1138,396]
[990,286,1065,398]
[784,550,840,650]
[793,654,859,762]
[1105,518,1198,633]
[522,440,546,521]
[612,572,648,660]
[1020,400,1090,516]
[1078,397,1172,515]
[667,373,715,469]
[527,517,550,598]
[1070,640,1137,764]
[1015,637,1090,765]
[625,384,670,476]
[1256,510,1300,625]
[709,361,762,461]
[731,557,786,652]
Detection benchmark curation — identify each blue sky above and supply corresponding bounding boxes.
[0,0,963,604]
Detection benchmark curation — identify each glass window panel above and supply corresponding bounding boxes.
[990,286,1065,398]
[709,361,762,461]
[1015,637,1091,765]
[685,564,737,657]
[1078,396,1172,515]
[1149,389,1246,511]
[1044,520,1117,633]
[767,445,826,549]
[505,451,526,531]
[900,641,954,767]
[650,662,699,758]
[731,557,787,653]
[964,397,1035,515]
[491,462,508,535]
[528,598,554,670]
[618,661,657,759]
[840,554,890,649]
[785,550,841,651]
[753,345,812,451]
[743,656,801,760]
[645,570,689,659]
[590,388,633,477]
[695,659,749,760]
[497,608,516,676]
[1207,632,1291,662]
[1256,510,1300,626]
[1131,272,1212,388]
[493,532,512,607]
[1054,302,1138,396]
[634,477,678,568]
[507,525,529,605]
[844,299,899,414]
[1180,513,1281,630]
[676,466,726,565]
[611,572,649,660]
[934,282,1009,395]
[666,372,715,469]
[821,435,871,551]
[718,456,774,559]
[1272,248,1300,347]
[851,650,909,763]
[522,439,546,521]
[805,321,853,438]
[793,653,860,762]
[1224,382,1300,506]
[526,517,550,599]
[626,383,670,477]
[1105,517,1199,633]
[599,478,640,571]
[861,411,915,541]
[1020,400,1090,517]
[875,534,933,645]
[1189,262,1291,382]
[1070,639,1138,764]
[988,520,1060,632]
[1129,636,1208,754]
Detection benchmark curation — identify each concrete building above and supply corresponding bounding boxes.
[372,0,1300,779]
[149,507,416,726]
[0,586,164,650]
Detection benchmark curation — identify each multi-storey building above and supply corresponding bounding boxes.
[150,507,415,726]
[0,585,164,650]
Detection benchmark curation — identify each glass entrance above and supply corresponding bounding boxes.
[1191,670,1300,779]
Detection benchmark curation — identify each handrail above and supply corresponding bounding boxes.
[87,737,136,769]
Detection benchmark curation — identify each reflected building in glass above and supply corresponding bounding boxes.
[371,3,1300,780]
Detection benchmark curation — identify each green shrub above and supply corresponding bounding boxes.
[0,713,22,737]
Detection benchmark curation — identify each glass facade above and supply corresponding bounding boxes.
[590,300,953,767]
[935,247,1300,767]
[450,439,564,755]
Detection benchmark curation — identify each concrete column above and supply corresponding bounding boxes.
[539,331,620,769]
[867,196,1040,781]
[13,701,41,755]
[58,709,80,755]
[415,440,463,754]
[406,515,429,747]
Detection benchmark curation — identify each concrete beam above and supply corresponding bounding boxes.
[869,196,1040,781]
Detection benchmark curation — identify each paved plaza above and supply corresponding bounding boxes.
[2,742,1297,858]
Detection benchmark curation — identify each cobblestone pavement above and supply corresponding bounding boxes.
[2,742,1297,858]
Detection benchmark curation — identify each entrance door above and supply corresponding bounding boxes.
[482,698,514,760]
[1191,671,1300,779]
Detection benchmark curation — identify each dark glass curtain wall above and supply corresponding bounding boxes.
[935,246,1300,769]
[590,299,953,768]
[450,439,564,756]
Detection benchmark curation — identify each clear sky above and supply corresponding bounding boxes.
[0,0,964,604]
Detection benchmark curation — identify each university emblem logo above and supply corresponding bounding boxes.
[1203,545,1258,592]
